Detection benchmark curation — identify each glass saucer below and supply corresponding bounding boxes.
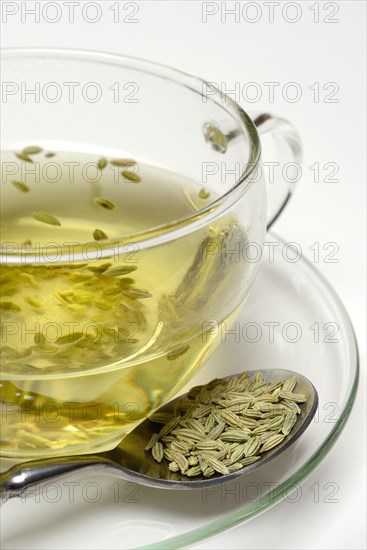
[0,233,358,550]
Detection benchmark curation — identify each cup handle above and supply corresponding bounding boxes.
[251,113,302,230]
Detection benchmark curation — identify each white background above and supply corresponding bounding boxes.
[1,1,366,548]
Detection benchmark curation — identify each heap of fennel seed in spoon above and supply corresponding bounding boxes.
[145,371,307,478]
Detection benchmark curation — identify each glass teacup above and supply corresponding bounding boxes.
[0,49,301,458]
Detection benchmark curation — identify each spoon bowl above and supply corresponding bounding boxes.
[0,369,318,503]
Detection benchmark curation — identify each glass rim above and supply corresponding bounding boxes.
[0,47,261,262]
[138,231,360,549]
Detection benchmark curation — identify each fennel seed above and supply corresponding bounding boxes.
[121,170,141,183]
[12,180,30,193]
[111,159,136,167]
[147,371,308,478]
[93,197,116,210]
[97,158,107,170]
[93,229,108,241]
[32,211,61,226]
[16,152,33,163]
[199,188,210,199]
[22,146,43,155]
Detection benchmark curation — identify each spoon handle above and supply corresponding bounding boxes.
[0,456,111,505]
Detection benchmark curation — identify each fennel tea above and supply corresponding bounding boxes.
[0,149,250,458]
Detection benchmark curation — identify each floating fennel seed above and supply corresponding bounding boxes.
[68,273,93,284]
[55,348,79,361]
[93,197,116,210]
[1,345,20,358]
[32,211,61,226]
[91,313,111,323]
[1,284,18,297]
[45,152,55,158]
[12,180,30,193]
[0,301,21,312]
[199,188,210,199]
[72,291,94,305]
[203,123,228,153]
[34,332,46,344]
[166,344,190,361]
[105,266,138,277]
[102,287,122,298]
[56,332,84,345]
[121,170,141,183]
[1,271,16,283]
[19,273,37,285]
[93,229,108,241]
[97,158,107,170]
[22,146,43,155]
[94,299,113,311]
[24,296,42,308]
[16,152,33,163]
[123,288,152,299]
[100,293,121,306]
[87,262,112,273]
[111,158,137,167]
[55,290,73,305]
[31,344,58,355]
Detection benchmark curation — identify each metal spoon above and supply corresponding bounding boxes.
[0,369,318,504]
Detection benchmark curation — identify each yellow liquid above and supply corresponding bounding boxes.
[0,150,251,458]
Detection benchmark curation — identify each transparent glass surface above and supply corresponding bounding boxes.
[0,233,358,549]
[0,50,266,457]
